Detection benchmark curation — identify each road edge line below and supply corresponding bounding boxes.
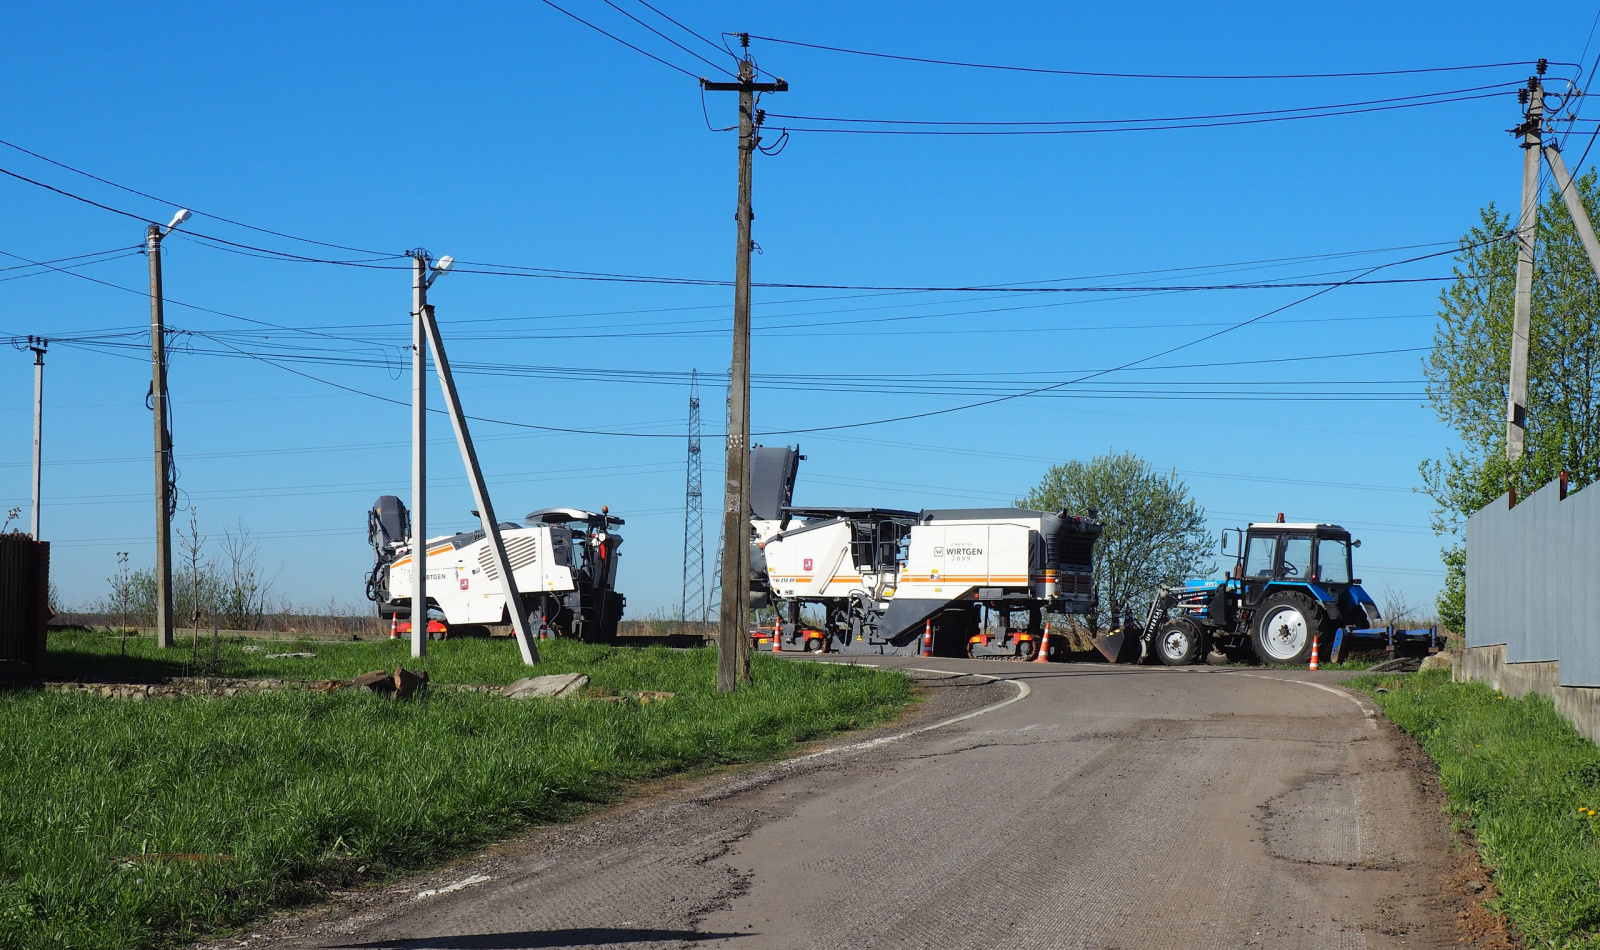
[785,667,1030,765]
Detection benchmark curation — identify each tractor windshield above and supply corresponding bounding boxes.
[1280,536,1312,579]
[1317,538,1351,585]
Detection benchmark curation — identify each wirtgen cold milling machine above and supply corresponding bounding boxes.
[366,497,626,642]
[747,446,1103,658]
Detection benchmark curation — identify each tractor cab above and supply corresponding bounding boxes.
[1226,521,1380,636]
[1236,523,1352,595]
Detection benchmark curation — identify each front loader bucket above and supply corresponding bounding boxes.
[1092,629,1141,664]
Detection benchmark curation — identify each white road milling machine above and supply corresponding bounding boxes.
[747,446,1103,658]
[366,497,628,642]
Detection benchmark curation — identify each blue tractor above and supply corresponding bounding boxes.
[1095,519,1392,666]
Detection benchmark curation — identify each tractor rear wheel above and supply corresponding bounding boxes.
[1252,591,1328,665]
[1155,620,1201,666]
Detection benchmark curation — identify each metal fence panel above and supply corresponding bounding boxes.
[1522,483,1561,663]
[1465,479,1600,686]
[1466,490,1512,649]
[1560,481,1600,686]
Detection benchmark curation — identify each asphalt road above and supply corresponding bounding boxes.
[228,658,1480,950]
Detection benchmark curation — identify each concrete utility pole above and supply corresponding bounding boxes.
[418,285,542,665]
[411,252,429,658]
[702,36,787,692]
[1543,140,1600,282]
[147,213,188,648]
[28,338,45,540]
[1507,70,1545,464]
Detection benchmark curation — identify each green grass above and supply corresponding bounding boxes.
[1349,670,1600,948]
[1254,651,1395,672]
[40,626,670,687]
[1,632,914,950]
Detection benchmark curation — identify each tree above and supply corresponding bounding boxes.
[1423,170,1600,632]
[217,522,274,630]
[1017,451,1212,636]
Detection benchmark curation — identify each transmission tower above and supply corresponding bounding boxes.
[681,370,706,626]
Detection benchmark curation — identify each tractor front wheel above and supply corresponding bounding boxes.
[1252,592,1327,665]
[1155,620,1202,666]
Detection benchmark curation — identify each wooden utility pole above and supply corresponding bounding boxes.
[411,253,429,658]
[1507,71,1544,465]
[703,36,786,692]
[147,224,175,648]
[28,338,45,540]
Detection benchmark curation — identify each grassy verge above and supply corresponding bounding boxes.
[1349,670,1600,948]
[2,632,914,949]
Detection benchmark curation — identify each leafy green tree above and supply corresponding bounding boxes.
[1423,170,1600,632]
[1017,450,1211,635]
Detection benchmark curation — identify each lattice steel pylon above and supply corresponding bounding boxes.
[681,370,706,627]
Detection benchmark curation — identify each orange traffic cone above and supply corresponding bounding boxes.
[1309,634,1320,671]
[772,623,781,652]
[1033,622,1051,664]
[389,615,399,640]
[921,619,934,657]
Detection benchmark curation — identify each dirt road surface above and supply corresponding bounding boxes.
[226,658,1485,950]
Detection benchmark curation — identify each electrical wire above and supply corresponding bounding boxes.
[633,0,737,61]
[597,0,737,77]
[0,248,400,350]
[0,152,1465,293]
[767,90,1518,136]
[0,246,142,282]
[537,0,704,80]
[0,137,397,257]
[763,81,1525,128]
[759,242,1479,435]
[745,35,1562,81]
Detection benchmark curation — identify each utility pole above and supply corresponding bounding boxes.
[703,36,786,692]
[682,370,705,631]
[417,283,542,665]
[1543,139,1600,282]
[411,252,429,658]
[1507,67,1545,465]
[28,337,46,540]
[147,215,186,649]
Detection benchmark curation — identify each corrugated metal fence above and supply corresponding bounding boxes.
[1467,479,1600,685]
[0,535,50,673]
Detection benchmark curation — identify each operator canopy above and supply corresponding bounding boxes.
[525,507,624,527]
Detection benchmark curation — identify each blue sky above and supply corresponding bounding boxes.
[1,1,1591,618]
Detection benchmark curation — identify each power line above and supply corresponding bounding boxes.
[0,246,142,282]
[0,248,395,349]
[763,81,1524,128]
[766,90,1519,136]
[597,0,737,77]
[0,155,1468,294]
[760,244,1469,435]
[745,35,1560,81]
[633,0,737,61]
[0,137,397,257]
[0,163,409,270]
[537,0,704,80]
